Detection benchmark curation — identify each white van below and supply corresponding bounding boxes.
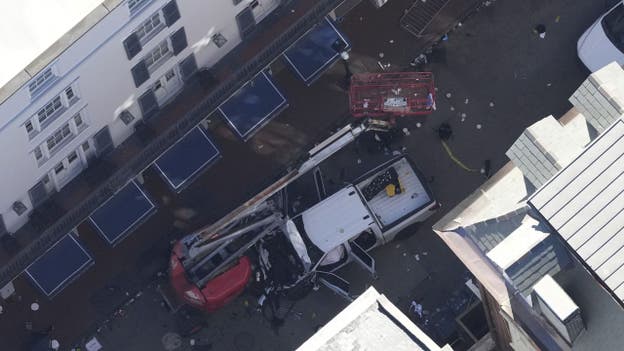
[577,2,624,72]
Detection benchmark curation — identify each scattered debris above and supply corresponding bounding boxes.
[51,340,60,350]
[410,301,424,318]
[410,54,428,67]
[476,124,482,130]
[395,244,401,249]
[357,158,362,164]
[461,113,467,122]
[389,39,395,44]
[379,52,385,58]
[416,122,422,128]
[402,128,411,136]
[423,251,428,256]
[450,106,455,111]
[0,305,3,314]
[414,254,420,261]
[403,252,407,257]
[445,92,452,98]
[489,101,495,108]
[534,24,546,39]
[30,302,39,312]
[441,34,449,41]
[377,61,386,70]
[464,98,469,104]
[555,15,560,23]
[547,82,552,87]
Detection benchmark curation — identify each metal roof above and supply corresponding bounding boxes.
[529,118,624,303]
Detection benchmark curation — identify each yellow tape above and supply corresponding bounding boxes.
[441,140,479,172]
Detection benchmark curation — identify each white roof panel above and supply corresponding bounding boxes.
[529,119,624,302]
[302,186,374,252]
[0,0,103,87]
[533,275,579,320]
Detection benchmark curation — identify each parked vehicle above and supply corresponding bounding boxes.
[578,1,624,72]
[169,121,438,312]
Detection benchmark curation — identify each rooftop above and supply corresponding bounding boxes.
[297,286,451,351]
[433,105,624,349]
[529,118,624,305]
[0,0,111,101]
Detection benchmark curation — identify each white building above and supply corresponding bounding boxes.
[0,0,281,233]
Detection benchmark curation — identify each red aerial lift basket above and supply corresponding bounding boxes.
[349,72,435,118]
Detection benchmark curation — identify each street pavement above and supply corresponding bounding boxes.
[0,0,607,350]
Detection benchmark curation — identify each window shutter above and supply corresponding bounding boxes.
[138,90,160,120]
[179,54,198,81]
[236,7,256,39]
[123,33,142,60]
[170,27,188,55]
[131,61,150,87]
[162,1,180,26]
[94,127,114,156]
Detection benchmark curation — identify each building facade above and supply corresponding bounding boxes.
[0,0,280,233]
[433,63,624,351]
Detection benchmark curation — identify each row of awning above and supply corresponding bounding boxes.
[22,17,350,298]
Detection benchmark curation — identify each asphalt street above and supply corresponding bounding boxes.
[0,0,607,350]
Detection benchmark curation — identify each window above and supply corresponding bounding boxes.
[34,147,43,161]
[74,113,84,129]
[144,41,171,71]
[602,4,624,53]
[28,67,56,96]
[25,121,34,134]
[128,0,152,14]
[46,123,73,153]
[82,141,90,152]
[54,162,65,174]
[136,12,164,43]
[37,96,63,124]
[67,151,78,164]
[65,86,75,102]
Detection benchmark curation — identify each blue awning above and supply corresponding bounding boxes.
[283,17,350,85]
[154,126,220,192]
[89,181,156,245]
[25,233,93,298]
[218,71,288,140]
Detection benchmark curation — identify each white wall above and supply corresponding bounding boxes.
[0,0,280,233]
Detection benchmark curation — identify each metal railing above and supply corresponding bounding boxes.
[0,0,346,289]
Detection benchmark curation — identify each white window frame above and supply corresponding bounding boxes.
[144,40,172,73]
[27,83,80,138]
[46,123,73,154]
[135,12,165,44]
[128,0,153,15]
[28,66,58,98]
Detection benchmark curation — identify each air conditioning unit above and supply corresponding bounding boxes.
[531,275,584,344]
[370,0,389,8]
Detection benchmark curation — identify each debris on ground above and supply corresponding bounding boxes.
[410,301,424,318]
[445,93,452,98]
[379,52,385,58]
[460,113,467,122]
[464,98,469,104]
[416,122,422,128]
[414,254,420,261]
[476,124,482,130]
[534,24,546,38]
[489,101,495,107]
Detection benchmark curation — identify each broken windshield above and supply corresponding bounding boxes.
[602,4,624,53]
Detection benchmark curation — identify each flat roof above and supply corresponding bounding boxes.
[297,287,447,351]
[0,0,121,104]
[529,118,624,303]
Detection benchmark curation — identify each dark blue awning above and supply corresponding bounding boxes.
[154,126,220,192]
[218,71,288,140]
[25,233,93,298]
[283,17,350,85]
[89,181,156,245]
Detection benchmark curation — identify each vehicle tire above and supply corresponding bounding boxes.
[394,222,422,241]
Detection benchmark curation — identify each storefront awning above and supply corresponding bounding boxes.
[218,71,288,140]
[154,126,220,192]
[25,233,93,298]
[89,181,156,245]
[283,17,350,85]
